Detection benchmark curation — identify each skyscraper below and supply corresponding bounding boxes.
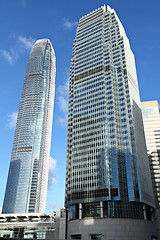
[65,5,156,240]
[141,100,160,238]
[2,39,56,214]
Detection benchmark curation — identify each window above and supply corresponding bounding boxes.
[142,108,158,114]
[90,234,102,240]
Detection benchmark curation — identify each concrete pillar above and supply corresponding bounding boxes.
[68,209,70,221]
[79,203,82,220]
[150,207,154,222]
[100,201,103,218]
[143,204,147,220]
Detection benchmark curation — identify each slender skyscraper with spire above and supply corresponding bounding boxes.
[65,5,157,240]
[2,39,56,214]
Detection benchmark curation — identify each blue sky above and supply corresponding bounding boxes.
[0,0,160,213]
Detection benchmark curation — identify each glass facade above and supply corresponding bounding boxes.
[2,39,56,213]
[65,5,155,220]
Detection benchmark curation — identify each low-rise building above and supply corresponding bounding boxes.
[0,209,66,239]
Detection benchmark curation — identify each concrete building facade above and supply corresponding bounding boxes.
[141,100,160,239]
[0,210,66,239]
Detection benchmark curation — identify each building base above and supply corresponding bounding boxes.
[155,208,160,240]
[0,210,66,239]
[67,217,157,240]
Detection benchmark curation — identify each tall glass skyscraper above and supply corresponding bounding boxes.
[2,39,56,214]
[65,5,156,240]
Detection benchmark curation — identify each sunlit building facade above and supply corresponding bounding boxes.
[0,210,66,239]
[65,5,157,240]
[141,101,160,207]
[2,39,56,214]
[141,100,160,238]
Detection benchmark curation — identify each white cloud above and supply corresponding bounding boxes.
[18,35,36,50]
[64,19,78,29]
[58,80,69,100]
[47,201,63,210]
[49,157,57,170]
[57,79,69,127]
[1,50,14,64]
[48,157,57,190]
[48,172,57,187]
[10,48,18,60]
[58,95,68,113]
[8,112,18,129]
[58,115,68,128]
[1,35,35,64]
[0,206,2,214]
